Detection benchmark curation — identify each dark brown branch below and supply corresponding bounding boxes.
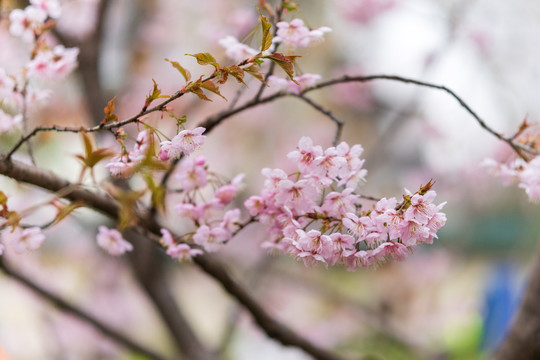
[304,75,536,158]
[291,94,344,146]
[200,74,538,158]
[0,258,168,360]
[491,244,540,360]
[0,157,344,360]
[126,228,217,360]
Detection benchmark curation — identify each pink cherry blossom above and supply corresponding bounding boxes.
[9,6,48,42]
[30,0,61,19]
[287,136,323,173]
[26,45,79,79]
[177,156,208,192]
[160,228,202,261]
[248,137,447,270]
[274,19,331,48]
[193,225,230,252]
[3,227,45,253]
[105,155,137,178]
[96,226,133,256]
[160,127,206,159]
[218,36,258,62]
[167,243,203,261]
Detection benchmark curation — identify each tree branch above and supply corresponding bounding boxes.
[199,74,537,158]
[0,157,344,360]
[0,258,168,360]
[126,228,218,360]
[291,94,344,146]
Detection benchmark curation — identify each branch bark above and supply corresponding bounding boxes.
[0,258,168,360]
[126,228,218,360]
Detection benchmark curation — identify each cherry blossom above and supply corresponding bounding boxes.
[160,127,206,159]
[9,6,48,42]
[26,45,79,79]
[219,36,258,62]
[176,156,208,192]
[193,225,230,252]
[160,229,202,261]
[2,227,45,253]
[246,137,447,271]
[30,0,61,19]
[274,19,331,48]
[96,226,133,256]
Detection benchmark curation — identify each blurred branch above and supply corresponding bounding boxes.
[125,228,218,360]
[491,243,540,360]
[0,157,344,360]
[0,258,168,360]
[54,0,113,125]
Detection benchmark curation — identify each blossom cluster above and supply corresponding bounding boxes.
[0,0,78,134]
[104,124,244,258]
[174,164,245,253]
[105,126,207,178]
[244,137,447,270]
[274,19,331,49]
[483,156,540,202]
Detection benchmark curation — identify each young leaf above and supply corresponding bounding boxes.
[165,58,191,82]
[263,53,299,82]
[224,65,247,86]
[103,96,119,124]
[215,69,229,84]
[186,52,219,68]
[51,201,85,226]
[244,64,266,84]
[143,79,169,111]
[258,9,273,51]
[200,80,227,101]
[75,133,115,169]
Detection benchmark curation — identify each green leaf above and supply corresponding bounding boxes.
[186,52,219,68]
[200,80,227,101]
[144,79,169,110]
[258,9,273,51]
[263,53,299,82]
[224,65,247,86]
[165,58,191,81]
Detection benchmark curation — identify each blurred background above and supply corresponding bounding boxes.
[1,0,540,359]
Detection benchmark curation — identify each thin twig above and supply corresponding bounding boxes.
[199,74,539,159]
[291,94,344,146]
[0,258,168,360]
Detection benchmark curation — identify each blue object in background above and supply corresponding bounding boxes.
[481,262,521,351]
